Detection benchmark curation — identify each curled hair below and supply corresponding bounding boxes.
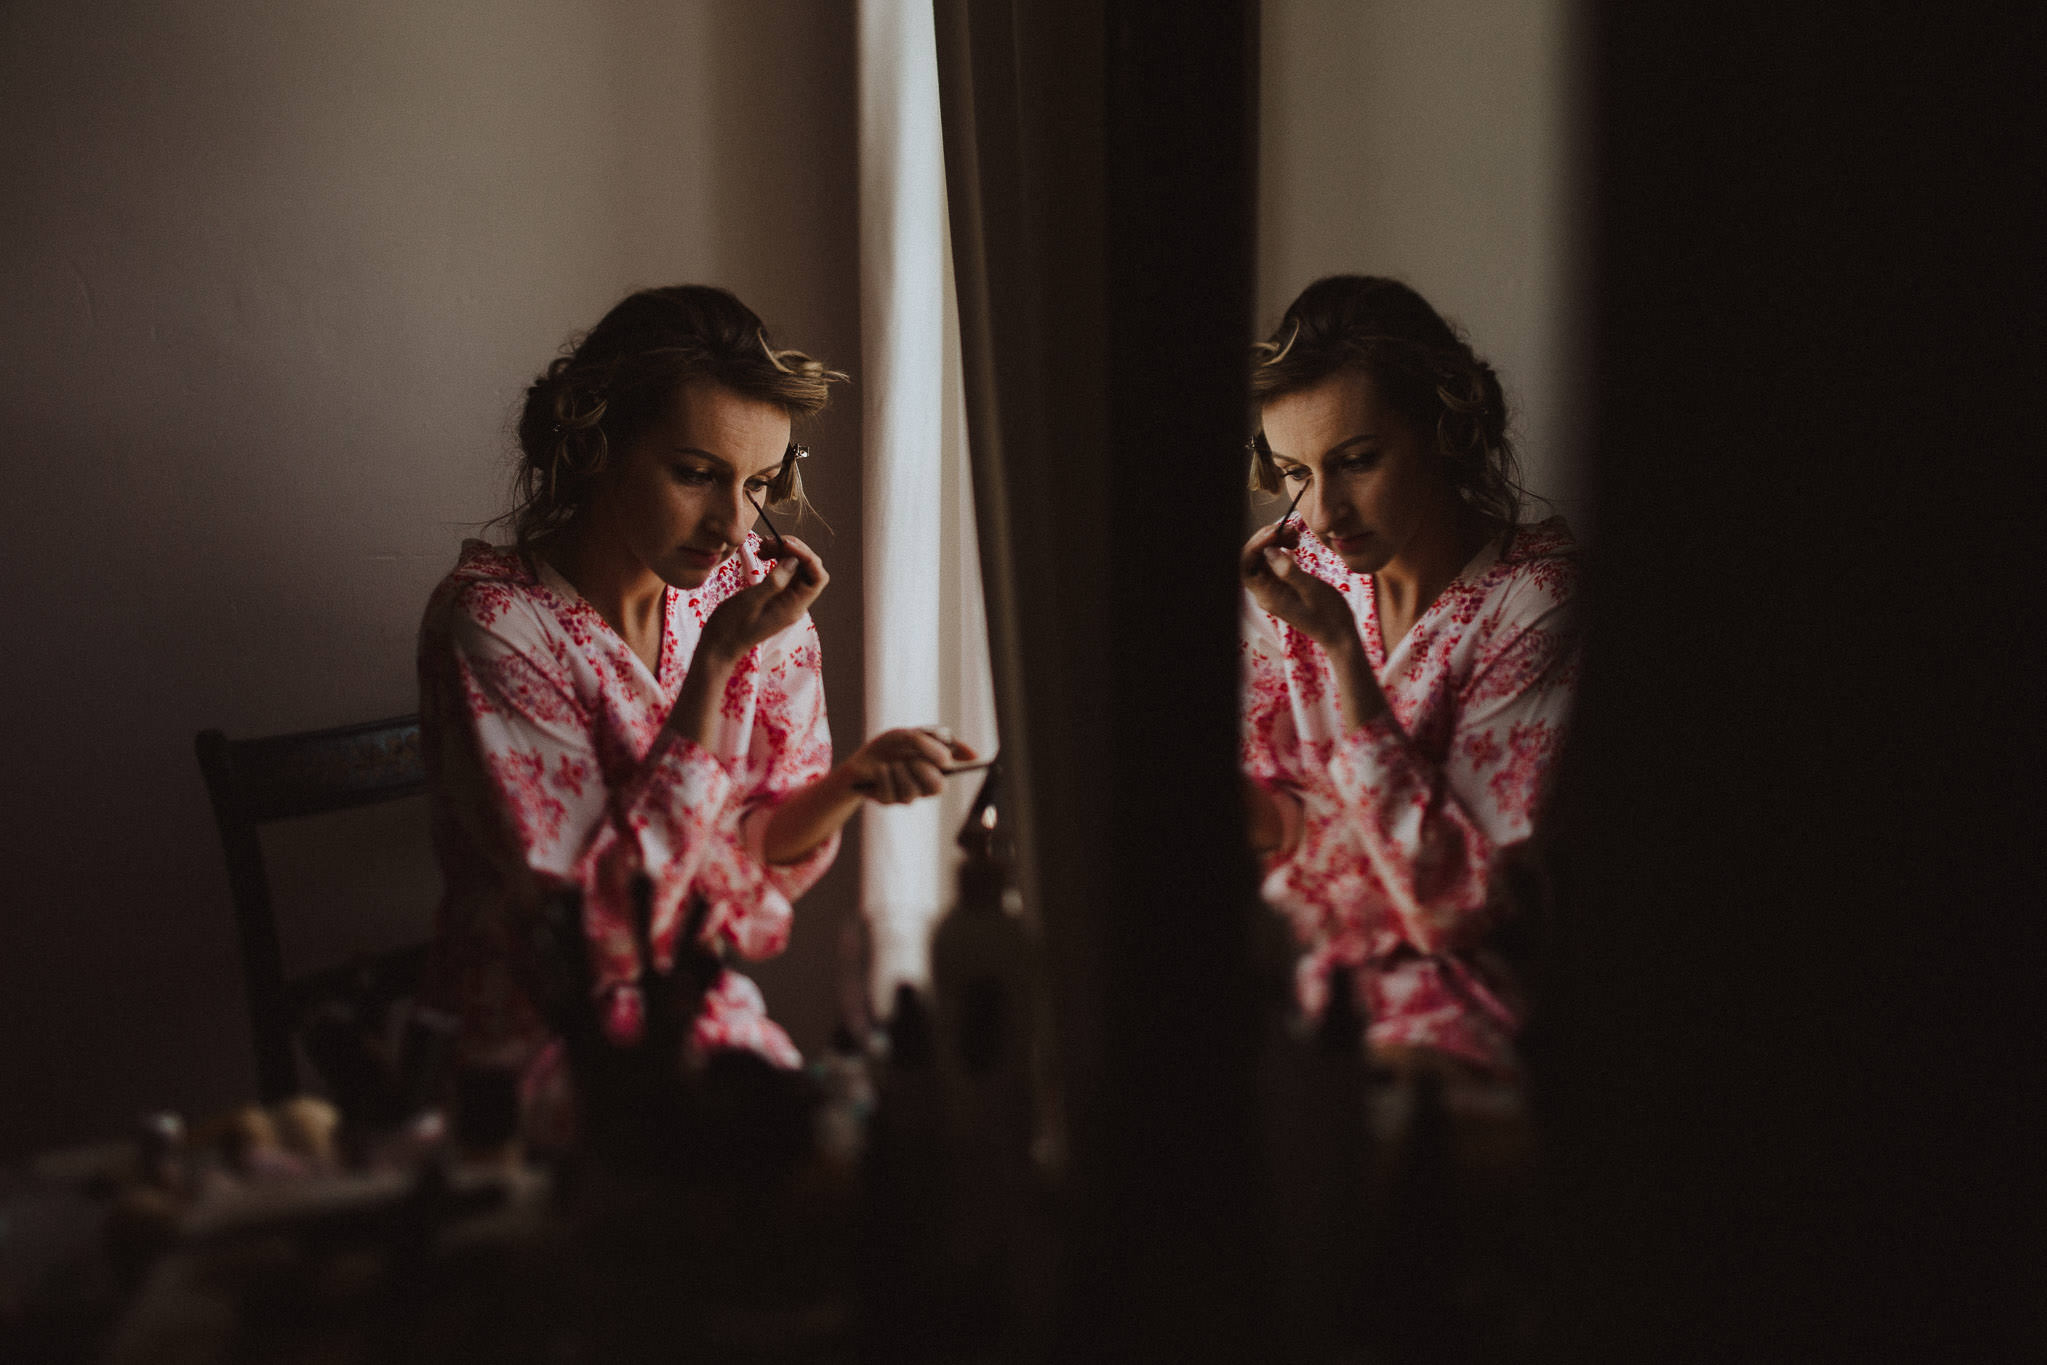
[1249,275,1524,528]
[508,285,847,551]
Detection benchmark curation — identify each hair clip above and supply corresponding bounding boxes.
[749,446,809,561]
[1246,432,1308,521]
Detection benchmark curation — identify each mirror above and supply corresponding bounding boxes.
[1244,0,1582,1084]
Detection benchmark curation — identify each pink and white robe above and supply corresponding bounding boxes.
[418,534,836,1079]
[1242,516,1581,1073]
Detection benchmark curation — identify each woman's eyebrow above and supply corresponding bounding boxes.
[1321,433,1379,459]
[672,445,781,481]
[669,445,732,468]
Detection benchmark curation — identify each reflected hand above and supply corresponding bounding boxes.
[1244,774,1303,858]
[698,536,829,665]
[845,728,977,806]
[1241,521,1354,646]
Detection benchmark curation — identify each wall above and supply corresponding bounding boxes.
[1258,0,1582,524]
[0,0,864,1158]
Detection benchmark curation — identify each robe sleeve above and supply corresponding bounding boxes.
[1320,596,1578,955]
[440,590,748,999]
[1241,612,1342,952]
[695,615,839,963]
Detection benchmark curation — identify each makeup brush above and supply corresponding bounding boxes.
[748,490,823,589]
[747,444,815,584]
[851,760,998,797]
[746,488,791,560]
[1278,472,1309,529]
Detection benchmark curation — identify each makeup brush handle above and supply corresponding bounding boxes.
[850,758,997,795]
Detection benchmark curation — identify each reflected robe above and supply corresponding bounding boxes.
[417,535,836,1074]
[1242,517,1579,1072]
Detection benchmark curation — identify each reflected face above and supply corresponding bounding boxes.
[591,377,792,590]
[1259,367,1455,576]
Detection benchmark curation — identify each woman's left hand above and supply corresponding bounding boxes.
[761,727,979,864]
[845,727,978,805]
[1241,521,1355,646]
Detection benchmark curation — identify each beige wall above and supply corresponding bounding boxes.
[1258,0,1582,524]
[0,0,864,1157]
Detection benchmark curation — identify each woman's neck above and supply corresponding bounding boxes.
[536,511,667,642]
[1375,501,1497,624]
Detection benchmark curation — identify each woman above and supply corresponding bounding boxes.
[1239,276,1578,1077]
[418,284,968,1091]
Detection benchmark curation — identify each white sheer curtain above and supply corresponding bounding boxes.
[856,0,998,1006]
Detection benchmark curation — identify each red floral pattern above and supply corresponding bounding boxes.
[418,535,836,1075]
[1242,517,1580,1072]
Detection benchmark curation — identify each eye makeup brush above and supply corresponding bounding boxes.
[747,443,811,581]
[1278,473,1309,528]
[746,487,789,559]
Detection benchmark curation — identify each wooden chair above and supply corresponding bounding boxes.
[195,714,431,1101]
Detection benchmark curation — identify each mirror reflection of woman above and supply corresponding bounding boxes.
[1239,276,1579,1079]
[418,286,970,1109]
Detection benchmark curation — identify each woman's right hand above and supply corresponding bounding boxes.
[1244,774,1303,858]
[667,538,827,749]
[697,536,829,666]
[1242,522,1389,728]
[1240,521,1356,647]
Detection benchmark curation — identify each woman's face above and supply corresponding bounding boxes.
[1259,366,1457,576]
[591,376,793,590]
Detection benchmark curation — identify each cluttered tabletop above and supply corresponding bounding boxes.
[1,885,1544,1364]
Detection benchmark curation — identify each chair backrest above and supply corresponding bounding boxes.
[195,714,428,1101]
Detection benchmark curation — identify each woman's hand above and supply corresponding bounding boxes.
[760,727,979,864]
[668,538,827,748]
[1244,775,1304,859]
[1242,522,1389,728]
[843,727,978,805]
[696,536,829,668]
[1241,521,1354,647]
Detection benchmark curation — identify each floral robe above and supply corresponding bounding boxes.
[417,535,836,1075]
[1241,517,1580,1072]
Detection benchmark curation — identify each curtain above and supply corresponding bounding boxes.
[855,0,997,1007]
[933,1,1265,1354]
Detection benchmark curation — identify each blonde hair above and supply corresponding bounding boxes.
[1249,275,1524,528]
[508,285,847,551]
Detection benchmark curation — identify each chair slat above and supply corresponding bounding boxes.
[194,713,431,1101]
[229,716,425,822]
